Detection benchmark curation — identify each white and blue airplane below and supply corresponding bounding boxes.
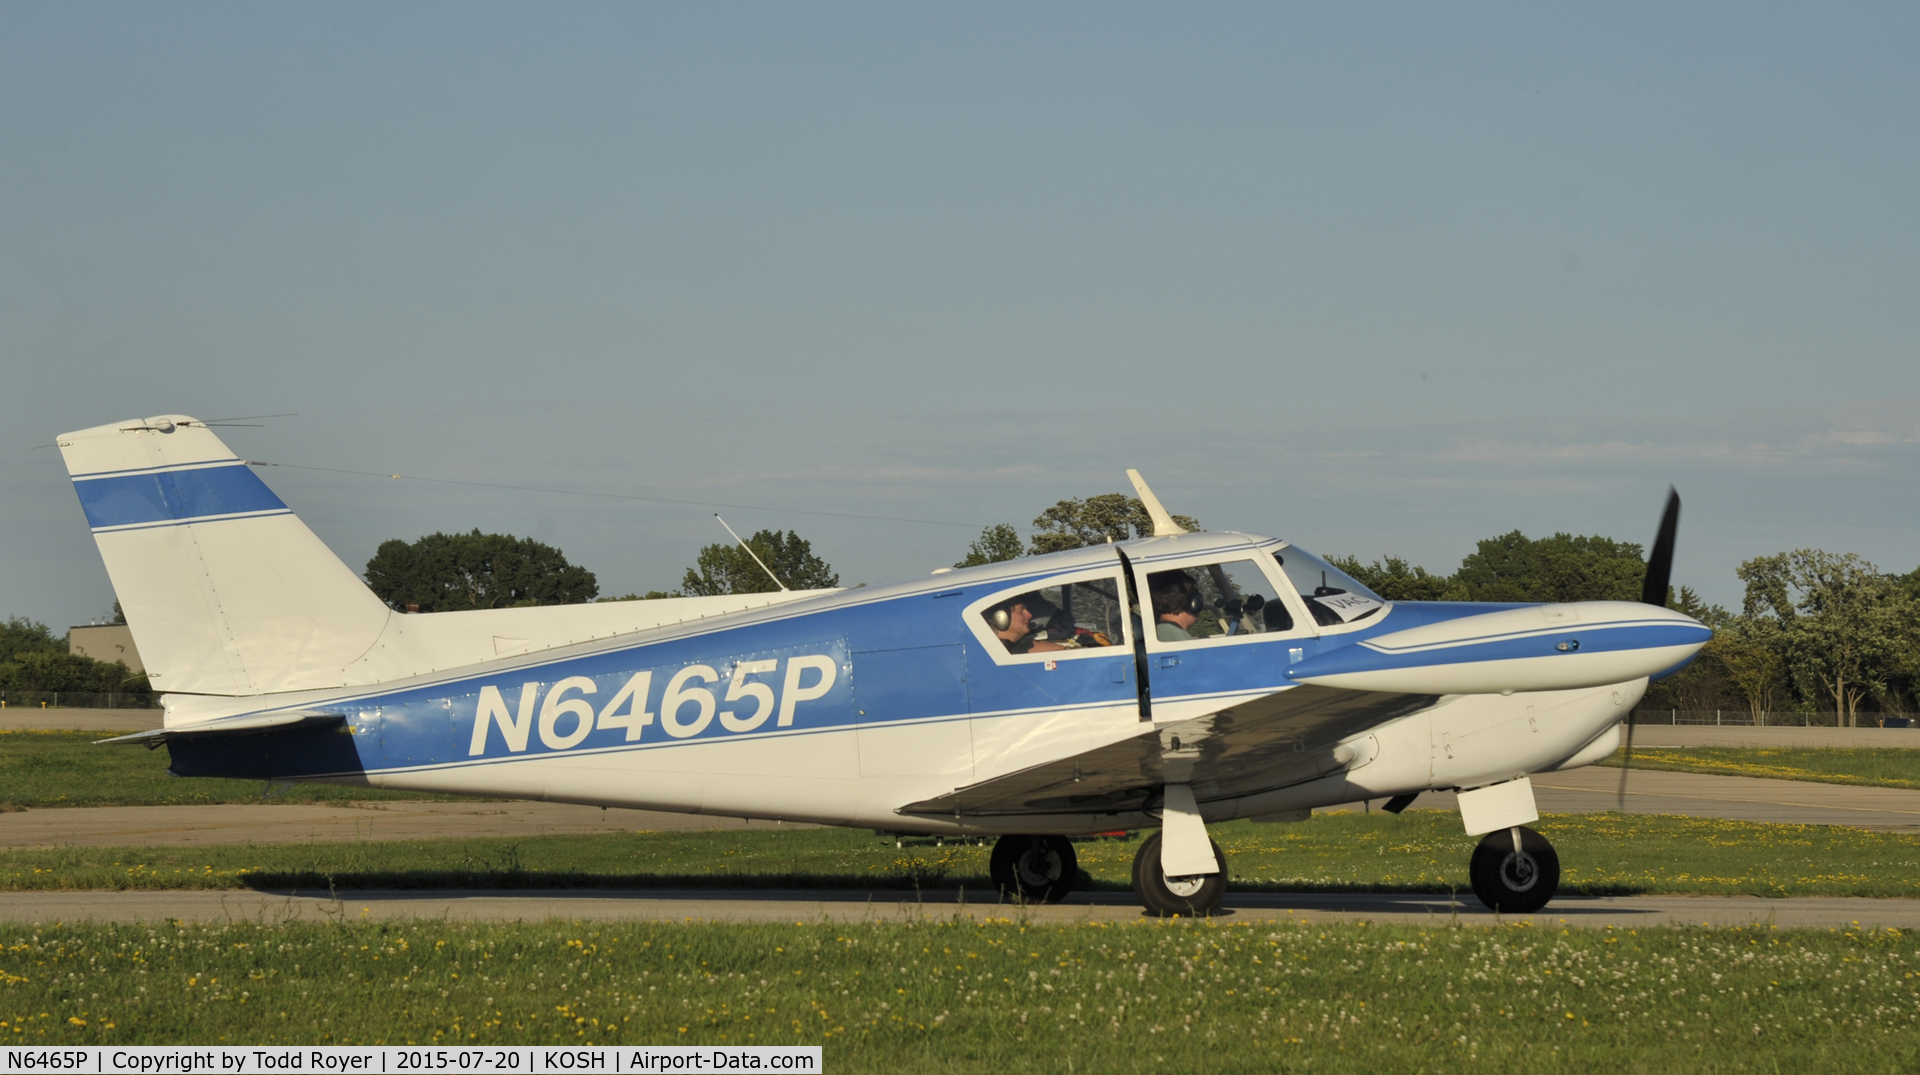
[59,414,1710,916]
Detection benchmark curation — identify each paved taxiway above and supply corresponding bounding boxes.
[1357,765,1920,830]
[8,765,1916,850]
[1,888,1914,930]
[0,801,796,848]
[7,713,1920,930]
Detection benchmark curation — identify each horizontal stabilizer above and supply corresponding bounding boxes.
[95,712,344,748]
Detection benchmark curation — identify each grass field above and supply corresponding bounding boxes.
[2,917,1916,1072]
[1598,747,1920,790]
[0,731,477,808]
[8,812,1920,899]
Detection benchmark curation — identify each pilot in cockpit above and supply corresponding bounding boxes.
[985,595,1065,655]
[1148,571,1203,641]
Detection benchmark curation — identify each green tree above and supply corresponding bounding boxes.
[363,530,599,612]
[0,649,144,693]
[1451,531,1648,604]
[0,616,63,664]
[1738,550,1912,726]
[1711,619,1789,720]
[955,524,1024,569]
[0,616,148,695]
[681,530,839,596]
[1326,555,1453,602]
[1029,494,1201,555]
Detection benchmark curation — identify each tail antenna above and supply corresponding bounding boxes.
[714,514,789,592]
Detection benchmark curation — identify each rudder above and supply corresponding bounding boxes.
[57,415,392,696]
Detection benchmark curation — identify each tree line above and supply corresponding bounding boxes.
[362,527,839,610]
[20,492,1908,721]
[1324,540,1919,725]
[0,614,150,697]
[959,500,1920,725]
[359,496,1920,723]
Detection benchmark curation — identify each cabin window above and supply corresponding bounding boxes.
[978,576,1130,657]
[1272,546,1386,626]
[1141,558,1291,643]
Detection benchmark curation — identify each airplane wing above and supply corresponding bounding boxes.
[900,684,1436,818]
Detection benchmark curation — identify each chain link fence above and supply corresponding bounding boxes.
[0,691,159,709]
[1631,708,1916,729]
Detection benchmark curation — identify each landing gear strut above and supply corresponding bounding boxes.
[1130,831,1228,917]
[989,835,1078,903]
[1468,825,1560,914]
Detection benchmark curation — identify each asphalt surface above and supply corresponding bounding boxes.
[1,887,1914,929]
[5,766,1919,850]
[0,708,161,732]
[1631,725,1920,749]
[0,801,798,848]
[1341,765,1920,831]
[8,713,1920,931]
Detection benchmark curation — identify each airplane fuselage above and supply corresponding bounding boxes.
[160,535,1683,835]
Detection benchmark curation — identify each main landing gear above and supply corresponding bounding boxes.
[1468,825,1560,914]
[1130,831,1228,917]
[989,834,1078,904]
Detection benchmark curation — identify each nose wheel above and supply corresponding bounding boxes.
[989,835,1078,903]
[1468,825,1560,914]
[1130,831,1228,917]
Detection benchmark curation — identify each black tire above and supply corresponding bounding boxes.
[1469,825,1560,914]
[989,835,1078,904]
[1130,831,1228,917]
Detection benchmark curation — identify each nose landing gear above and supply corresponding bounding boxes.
[1468,825,1560,914]
[989,834,1079,903]
[1130,831,1228,917]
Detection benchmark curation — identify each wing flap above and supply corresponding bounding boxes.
[901,684,1436,818]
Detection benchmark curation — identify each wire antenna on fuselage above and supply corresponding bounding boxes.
[714,514,789,592]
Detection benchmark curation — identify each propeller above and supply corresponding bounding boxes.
[1619,487,1681,811]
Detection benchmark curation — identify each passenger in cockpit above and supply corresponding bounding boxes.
[985,596,1064,655]
[1148,572,1202,641]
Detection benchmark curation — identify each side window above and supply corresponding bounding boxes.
[977,576,1131,658]
[1142,559,1292,644]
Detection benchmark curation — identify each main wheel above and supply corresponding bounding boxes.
[1468,825,1560,914]
[1130,831,1228,917]
[989,835,1078,904]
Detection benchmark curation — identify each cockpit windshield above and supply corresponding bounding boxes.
[1273,545,1387,627]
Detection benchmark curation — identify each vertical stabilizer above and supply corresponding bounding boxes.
[56,416,392,696]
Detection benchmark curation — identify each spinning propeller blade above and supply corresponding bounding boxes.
[1641,487,1681,608]
[1620,487,1681,811]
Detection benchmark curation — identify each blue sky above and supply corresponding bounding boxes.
[4,3,1916,626]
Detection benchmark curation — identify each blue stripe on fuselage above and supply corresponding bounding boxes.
[1286,620,1711,680]
[163,567,1150,782]
[73,463,288,531]
[170,557,1629,785]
